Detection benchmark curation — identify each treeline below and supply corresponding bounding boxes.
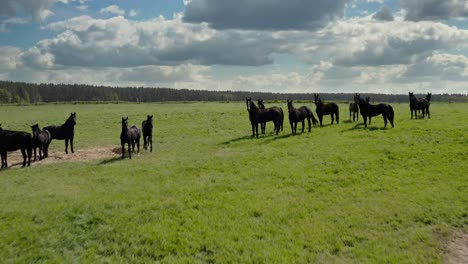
[0,80,466,104]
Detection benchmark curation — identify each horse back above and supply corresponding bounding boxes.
[0,130,33,151]
[44,125,73,140]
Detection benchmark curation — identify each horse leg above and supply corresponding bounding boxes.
[70,137,74,153]
[319,115,323,127]
[137,137,140,153]
[128,143,132,159]
[21,148,27,167]
[65,139,69,154]
[1,152,5,168]
[363,116,367,128]
[307,117,311,132]
[39,145,43,160]
[383,116,388,128]
[336,111,339,124]
[251,123,255,137]
[427,107,430,119]
[33,147,37,161]
[149,136,153,152]
[331,114,334,125]
[121,143,125,159]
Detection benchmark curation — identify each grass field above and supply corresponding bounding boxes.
[0,101,467,263]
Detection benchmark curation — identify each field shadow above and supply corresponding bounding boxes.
[98,157,121,165]
[342,123,390,132]
[220,133,276,145]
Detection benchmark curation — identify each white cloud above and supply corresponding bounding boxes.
[99,5,125,16]
[0,46,21,70]
[401,0,468,21]
[129,9,138,17]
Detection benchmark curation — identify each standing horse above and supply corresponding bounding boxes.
[31,124,51,160]
[257,99,284,134]
[409,92,430,119]
[120,117,140,159]
[349,93,359,122]
[0,125,33,168]
[44,112,76,154]
[357,96,394,128]
[314,94,339,126]
[246,97,282,138]
[287,100,318,135]
[142,115,153,152]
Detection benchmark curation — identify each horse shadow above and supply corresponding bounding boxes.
[342,123,388,132]
[98,157,121,165]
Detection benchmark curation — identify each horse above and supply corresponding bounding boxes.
[142,115,153,152]
[246,97,282,138]
[409,92,430,119]
[31,124,51,161]
[287,100,318,135]
[0,125,33,168]
[120,117,140,159]
[349,93,359,122]
[44,112,76,154]
[357,95,394,128]
[314,94,339,126]
[257,99,284,134]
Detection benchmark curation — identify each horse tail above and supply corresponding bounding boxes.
[388,105,394,122]
[280,107,284,131]
[310,109,318,125]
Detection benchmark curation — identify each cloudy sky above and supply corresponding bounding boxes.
[1,0,468,94]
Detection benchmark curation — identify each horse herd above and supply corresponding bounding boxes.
[0,113,155,168]
[0,92,431,168]
[247,92,431,138]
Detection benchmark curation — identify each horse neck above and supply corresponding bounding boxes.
[249,102,259,113]
[122,123,129,133]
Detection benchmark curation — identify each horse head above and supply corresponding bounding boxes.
[365,96,370,103]
[426,93,432,101]
[257,99,265,109]
[147,115,154,128]
[67,112,77,126]
[122,117,129,129]
[287,100,294,113]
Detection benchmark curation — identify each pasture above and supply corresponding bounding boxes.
[0,101,467,263]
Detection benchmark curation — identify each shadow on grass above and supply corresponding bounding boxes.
[220,132,281,145]
[98,156,122,165]
[342,122,391,132]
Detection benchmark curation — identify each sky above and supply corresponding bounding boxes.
[1,0,468,94]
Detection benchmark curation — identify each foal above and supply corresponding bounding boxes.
[142,115,153,152]
[120,117,140,159]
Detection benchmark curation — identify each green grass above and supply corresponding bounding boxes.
[0,102,467,263]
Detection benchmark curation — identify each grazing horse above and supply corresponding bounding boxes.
[44,112,76,154]
[409,92,430,119]
[0,125,33,168]
[349,93,359,122]
[357,96,394,128]
[31,124,51,160]
[142,115,153,152]
[246,97,282,138]
[257,99,284,134]
[287,100,318,135]
[314,94,339,126]
[120,117,140,159]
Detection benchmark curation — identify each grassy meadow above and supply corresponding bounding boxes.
[0,101,467,263]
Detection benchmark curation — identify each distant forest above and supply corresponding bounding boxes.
[0,80,466,104]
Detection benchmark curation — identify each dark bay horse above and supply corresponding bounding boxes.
[142,115,153,152]
[314,94,339,126]
[246,97,282,138]
[0,125,33,168]
[257,99,284,134]
[357,96,394,128]
[44,112,76,154]
[409,92,430,119]
[287,100,318,135]
[31,124,51,160]
[349,93,359,122]
[121,117,140,159]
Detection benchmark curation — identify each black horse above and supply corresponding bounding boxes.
[287,100,318,135]
[0,125,33,168]
[246,97,282,138]
[314,94,339,126]
[357,95,394,128]
[142,115,153,152]
[349,93,359,122]
[120,117,140,159]
[31,124,51,161]
[409,92,430,119]
[44,112,76,154]
[257,99,284,134]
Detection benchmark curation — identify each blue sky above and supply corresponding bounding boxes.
[1,0,468,94]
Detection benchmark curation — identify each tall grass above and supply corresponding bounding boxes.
[0,102,466,263]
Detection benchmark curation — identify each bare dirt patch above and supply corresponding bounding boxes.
[5,146,121,168]
[445,230,468,264]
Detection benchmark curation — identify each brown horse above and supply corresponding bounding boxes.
[314,94,339,126]
[246,97,282,138]
[257,99,284,134]
[287,100,318,135]
[349,93,359,122]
